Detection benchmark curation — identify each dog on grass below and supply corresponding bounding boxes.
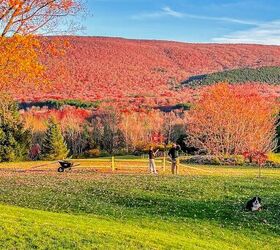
[246,197,262,211]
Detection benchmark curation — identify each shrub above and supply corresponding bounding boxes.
[174,103,192,111]
[222,155,245,165]
[99,151,111,157]
[184,155,221,165]
[84,148,101,158]
[265,153,280,167]
[265,161,280,168]
[115,150,129,156]
[243,151,268,165]
[267,153,280,164]
[184,155,245,166]
[19,99,100,110]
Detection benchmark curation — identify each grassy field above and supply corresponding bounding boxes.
[0,159,279,249]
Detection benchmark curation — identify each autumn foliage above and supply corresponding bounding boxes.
[0,36,44,90]
[187,83,278,156]
[0,0,82,91]
[3,36,280,107]
[120,110,165,151]
[0,0,81,36]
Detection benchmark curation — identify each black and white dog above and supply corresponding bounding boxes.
[246,197,262,211]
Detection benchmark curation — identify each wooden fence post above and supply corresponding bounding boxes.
[163,152,166,172]
[177,157,180,175]
[111,156,115,172]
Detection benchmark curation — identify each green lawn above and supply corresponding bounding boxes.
[0,163,279,249]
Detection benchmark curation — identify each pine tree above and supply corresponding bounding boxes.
[0,95,31,162]
[42,119,69,160]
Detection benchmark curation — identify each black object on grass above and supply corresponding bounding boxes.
[58,160,74,172]
[246,196,262,211]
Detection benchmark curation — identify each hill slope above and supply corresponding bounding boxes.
[13,36,280,105]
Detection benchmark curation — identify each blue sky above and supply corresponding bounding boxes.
[83,0,280,44]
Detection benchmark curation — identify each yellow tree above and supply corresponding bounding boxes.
[0,35,44,90]
[0,0,82,90]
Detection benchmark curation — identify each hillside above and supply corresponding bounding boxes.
[182,66,280,88]
[12,36,280,106]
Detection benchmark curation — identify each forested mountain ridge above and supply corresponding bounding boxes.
[11,36,280,106]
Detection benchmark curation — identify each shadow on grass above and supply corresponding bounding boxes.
[111,195,280,234]
[85,182,280,236]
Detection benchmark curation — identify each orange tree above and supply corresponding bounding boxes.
[120,110,165,152]
[0,0,82,90]
[186,83,278,156]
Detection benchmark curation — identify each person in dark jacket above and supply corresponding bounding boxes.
[168,143,181,174]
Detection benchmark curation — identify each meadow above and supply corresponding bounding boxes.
[2,3,280,250]
[0,159,279,249]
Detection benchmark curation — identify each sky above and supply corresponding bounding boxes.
[82,0,280,44]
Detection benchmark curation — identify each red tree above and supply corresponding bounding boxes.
[186,83,278,156]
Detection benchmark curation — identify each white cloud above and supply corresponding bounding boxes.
[131,6,258,26]
[183,14,259,26]
[162,7,184,18]
[212,20,280,45]
[131,6,184,20]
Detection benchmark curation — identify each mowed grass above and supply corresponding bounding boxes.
[0,160,279,249]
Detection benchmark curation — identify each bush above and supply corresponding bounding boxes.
[19,99,100,110]
[267,153,280,163]
[185,155,221,165]
[223,155,245,165]
[264,161,280,168]
[84,148,101,158]
[265,153,280,168]
[174,103,192,111]
[99,151,111,157]
[115,150,130,156]
[184,155,245,165]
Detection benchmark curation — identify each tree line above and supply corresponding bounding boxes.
[1,96,189,161]
[1,83,279,163]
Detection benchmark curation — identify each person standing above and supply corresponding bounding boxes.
[148,146,158,174]
[168,143,181,174]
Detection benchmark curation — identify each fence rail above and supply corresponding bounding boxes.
[72,156,169,172]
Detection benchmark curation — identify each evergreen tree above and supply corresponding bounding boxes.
[0,95,31,162]
[42,119,69,160]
